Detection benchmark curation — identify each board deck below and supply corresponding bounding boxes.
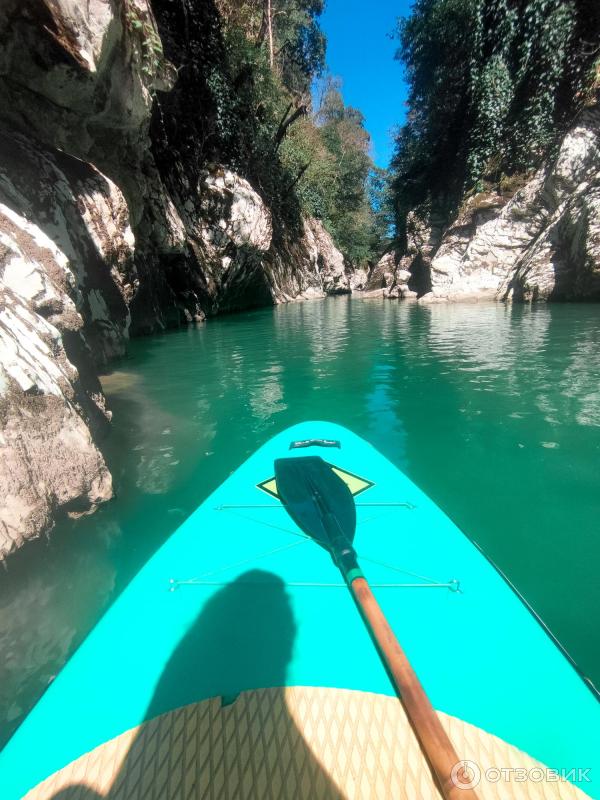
[0,421,598,799]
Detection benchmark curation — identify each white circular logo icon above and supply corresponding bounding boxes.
[451,760,481,790]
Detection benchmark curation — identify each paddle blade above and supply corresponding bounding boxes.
[274,457,357,551]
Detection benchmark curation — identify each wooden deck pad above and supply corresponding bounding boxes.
[24,687,591,799]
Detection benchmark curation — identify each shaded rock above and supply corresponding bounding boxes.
[0,0,172,192]
[366,252,396,290]
[363,251,425,300]
[400,211,446,295]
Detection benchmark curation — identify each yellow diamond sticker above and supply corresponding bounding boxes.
[257,463,374,500]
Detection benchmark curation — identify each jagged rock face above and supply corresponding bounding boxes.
[0,0,186,333]
[301,218,350,296]
[0,0,171,185]
[184,169,274,314]
[362,252,416,299]
[412,104,600,303]
[0,0,350,330]
[254,217,349,303]
[0,0,356,559]
[425,193,515,301]
[502,108,600,301]
[366,252,396,290]
[0,208,112,560]
[350,268,369,292]
[0,132,135,364]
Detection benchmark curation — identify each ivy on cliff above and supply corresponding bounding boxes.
[390,0,600,247]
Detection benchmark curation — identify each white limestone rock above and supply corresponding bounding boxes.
[350,268,369,291]
[0,0,173,168]
[301,218,350,295]
[0,242,112,560]
[201,170,273,252]
[422,105,600,302]
[0,132,135,363]
[367,252,396,290]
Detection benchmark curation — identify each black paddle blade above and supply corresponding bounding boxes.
[274,457,357,552]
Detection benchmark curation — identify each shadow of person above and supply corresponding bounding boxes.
[41,570,344,799]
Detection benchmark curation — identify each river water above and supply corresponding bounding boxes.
[1,297,599,746]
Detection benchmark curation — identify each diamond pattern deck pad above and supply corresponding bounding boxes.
[24,687,591,800]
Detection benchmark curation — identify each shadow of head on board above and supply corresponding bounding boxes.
[39,570,345,800]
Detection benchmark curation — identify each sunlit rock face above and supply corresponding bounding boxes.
[183,168,274,314]
[412,103,600,302]
[0,132,135,364]
[261,217,350,303]
[0,0,359,556]
[0,0,171,187]
[0,208,112,560]
[301,218,350,296]
[350,267,369,292]
[362,252,417,299]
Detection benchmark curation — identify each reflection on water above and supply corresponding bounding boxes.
[0,535,116,734]
[1,297,600,746]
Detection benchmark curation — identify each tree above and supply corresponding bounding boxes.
[216,0,325,96]
[390,0,600,244]
[213,3,391,264]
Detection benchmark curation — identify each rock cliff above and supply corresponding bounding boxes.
[385,102,600,303]
[0,205,113,558]
[0,0,349,559]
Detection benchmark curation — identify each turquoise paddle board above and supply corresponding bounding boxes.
[0,422,597,798]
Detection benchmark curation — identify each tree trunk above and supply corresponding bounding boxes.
[266,0,274,67]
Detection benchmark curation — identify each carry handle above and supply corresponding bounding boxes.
[289,438,341,450]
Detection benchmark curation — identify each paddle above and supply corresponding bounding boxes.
[274,456,479,800]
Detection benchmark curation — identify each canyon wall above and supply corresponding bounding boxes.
[381,101,600,304]
[0,0,349,560]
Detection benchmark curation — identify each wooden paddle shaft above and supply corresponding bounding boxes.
[349,576,480,800]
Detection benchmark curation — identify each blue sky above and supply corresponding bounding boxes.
[317,0,412,169]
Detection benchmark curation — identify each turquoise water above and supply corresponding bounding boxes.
[1,297,599,747]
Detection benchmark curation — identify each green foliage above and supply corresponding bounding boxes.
[279,116,338,219]
[275,0,326,95]
[124,3,166,80]
[390,0,600,243]
[279,82,391,264]
[216,0,325,96]
[211,4,390,265]
[368,166,396,254]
